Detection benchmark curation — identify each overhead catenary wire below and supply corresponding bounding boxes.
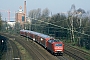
[34,19,90,37]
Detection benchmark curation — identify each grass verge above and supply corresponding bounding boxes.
[13,40,33,60]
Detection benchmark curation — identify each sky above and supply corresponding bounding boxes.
[0,0,90,21]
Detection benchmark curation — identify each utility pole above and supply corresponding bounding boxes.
[70,4,76,43]
[8,9,10,22]
[78,12,82,46]
[69,14,74,43]
[48,25,49,35]
[71,15,74,42]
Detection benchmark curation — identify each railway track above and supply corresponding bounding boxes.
[1,33,58,60]
[22,38,71,60]
[0,35,21,60]
[67,44,90,57]
[64,43,90,60]
[64,50,85,60]
[0,35,7,60]
[9,39,21,60]
[57,56,69,60]
[15,35,74,60]
[4,39,12,60]
[13,36,49,60]
[17,36,58,60]
[2,32,87,60]
[56,54,74,60]
[21,40,49,60]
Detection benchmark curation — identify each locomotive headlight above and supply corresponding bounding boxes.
[33,38,35,41]
[2,40,4,43]
[56,50,62,51]
[41,38,43,41]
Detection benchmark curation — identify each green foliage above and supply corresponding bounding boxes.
[30,11,90,50]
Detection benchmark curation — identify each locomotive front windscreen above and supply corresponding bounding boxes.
[55,44,62,46]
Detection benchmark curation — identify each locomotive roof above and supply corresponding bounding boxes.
[28,30,51,38]
[26,30,40,35]
[20,30,28,32]
[38,33,51,38]
[48,39,61,43]
[20,30,51,38]
[20,30,35,34]
[31,31,40,35]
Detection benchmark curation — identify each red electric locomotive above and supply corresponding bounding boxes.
[47,39,64,55]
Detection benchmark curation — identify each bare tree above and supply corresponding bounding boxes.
[28,8,41,19]
[42,8,50,18]
[28,9,36,18]
[36,8,41,19]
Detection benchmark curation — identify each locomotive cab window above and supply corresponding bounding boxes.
[55,44,62,46]
[48,40,52,42]
[54,40,60,42]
